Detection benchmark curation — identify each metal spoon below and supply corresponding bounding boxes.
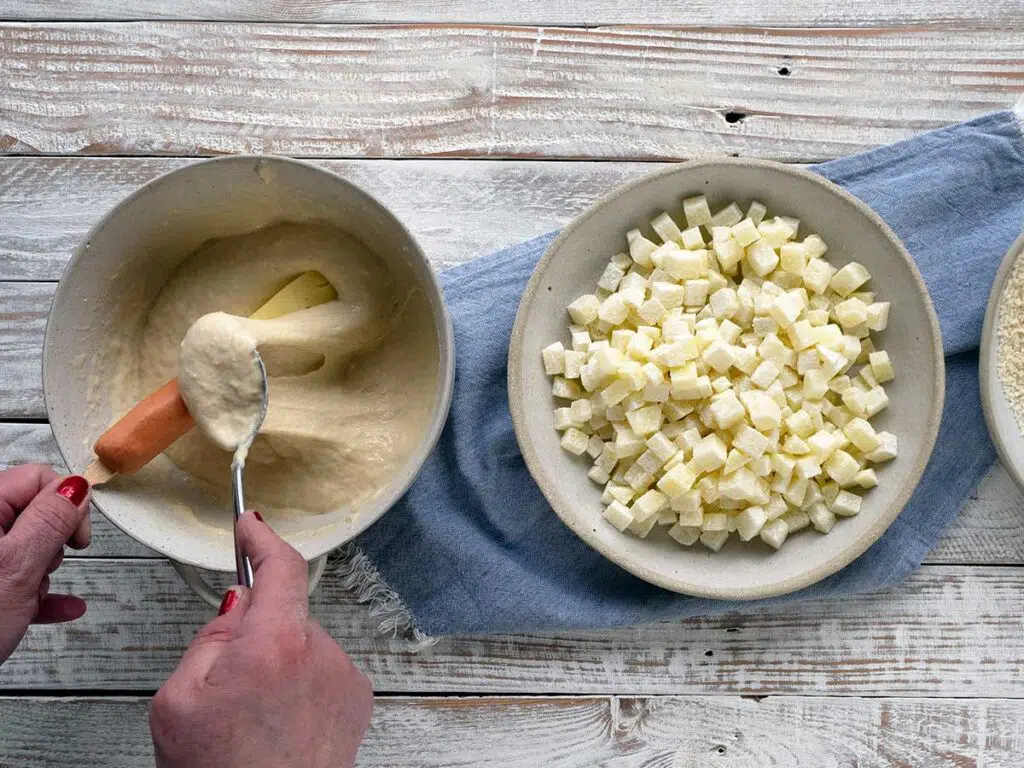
[230,353,269,588]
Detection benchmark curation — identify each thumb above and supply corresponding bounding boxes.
[1,476,89,590]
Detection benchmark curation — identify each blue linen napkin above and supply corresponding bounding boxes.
[345,111,1024,637]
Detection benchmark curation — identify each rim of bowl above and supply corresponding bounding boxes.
[979,229,1024,493]
[43,154,456,570]
[508,157,945,600]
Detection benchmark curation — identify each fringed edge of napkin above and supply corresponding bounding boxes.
[327,544,437,651]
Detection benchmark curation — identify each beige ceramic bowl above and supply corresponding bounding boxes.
[980,230,1024,491]
[44,156,455,605]
[509,158,943,600]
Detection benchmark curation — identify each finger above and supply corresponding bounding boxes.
[32,594,87,624]
[46,550,64,575]
[0,464,60,533]
[68,510,92,551]
[236,511,309,623]
[2,476,89,587]
[176,586,252,681]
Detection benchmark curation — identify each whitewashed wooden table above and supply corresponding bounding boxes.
[1,3,1023,765]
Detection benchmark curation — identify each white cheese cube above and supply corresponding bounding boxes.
[651,212,683,244]
[607,484,634,506]
[842,387,867,417]
[702,340,737,373]
[760,518,789,549]
[731,217,761,247]
[802,234,827,258]
[699,530,730,552]
[746,201,768,225]
[796,348,820,375]
[631,489,668,522]
[742,391,782,431]
[869,350,894,383]
[835,297,868,329]
[570,327,592,352]
[709,390,746,429]
[830,262,871,297]
[750,360,781,389]
[542,341,566,375]
[636,449,664,475]
[553,408,574,431]
[587,435,606,459]
[681,226,705,250]
[758,334,795,369]
[768,291,805,328]
[802,258,835,295]
[570,398,592,424]
[603,501,634,532]
[824,450,859,486]
[806,308,830,326]
[715,238,745,273]
[811,324,843,349]
[779,242,807,276]
[681,279,709,307]
[553,376,582,400]
[733,424,771,458]
[865,432,897,462]
[854,469,878,489]
[698,475,721,504]
[794,454,822,482]
[719,467,759,502]
[560,427,590,455]
[803,369,830,401]
[782,510,811,533]
[782,475,809,507]
[819,347,849,379]
[689,433,726,472]
[843,418,880,452]
[730,505,765,541]
[807,429,842,462]
[663,248,708,280]
[701,512,729,532]
[568,294,601,326]
[866,302,891,331]
[623,462,653,492]
[597,262,626,292]
[709,287,740,319]
[625,404,662,436]
[758,220,790,249]
[787,319,817,351]
[668,524,701,546]
[807,502,836,533]
[711,202,744,227]
[644,431,677,463]
[745,240,779,277]
[598,294,629,325]
[628,510,658,537]
[723,448,751,475]
[627,230,658,266]
[863,386,889,417]
[657,463,698,498]
[830,489,862,517]
[683,195,713,227]
[564,350,586,379]
[650,281,684,310]
[588,465,610,485]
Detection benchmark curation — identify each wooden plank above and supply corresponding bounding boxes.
[3,695,1023,767]
[1,0,1021,27]
[0,23,1019,161]
[2,560,1023,695]
[0,157,654,280]
[1,419,1022,565]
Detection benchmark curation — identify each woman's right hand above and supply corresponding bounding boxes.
[150,512,373,768]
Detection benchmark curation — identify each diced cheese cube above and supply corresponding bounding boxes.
[760,518,789,549]
[542,341,566,375]
[787,319,816,351]
[598,294,629,325]
[603,501,634,531]
[628,510,658,537]
[709,390,746,429]
[782,475,808,507]
[568,294,601,325]
[623,462,653,492]
[560,427,590,455]
[732,217,761,247]
[782,434,810,455]
[830,489,862,517]
[863,386,889,417]
[700,530,730,552]
[651,212,683,244]
[866,302,891,331]
[683,279,710,307]
[719,467,759,502]
[663,248,708,280]
[553,407,574,431]
[564,350,586,379]
[597,262,626,292]
[747,201,768,225]
[625,405,662,436]
[779,242,807,276]
[802,235,827,258]
[651,281,685,310]
[807,502,836,533]
[843,418,880,452]
[733,505,767,541]
[758,220,790,249]
[824,450,859,485]
[745,240,779,277]
[627,230,658,266]
[782,510,811,533]
[854,469,878,489]
[806,308,830,326]
[733,424,771,458]
[645,431,678,463]
[637,298,667,325]
[865,432,897,462]
[683,195,713,227]
[715,238,745,273]
[631,489,668,522]
[657,463,698,498]
[803,369,830,401]
[668,524,701,546]
[570,398,592,424]
[830,262,871,297]
[587,435,606,459]
[709,287,740,319]
[588,465,610,485]
[741,391,782,431]
[681,226,705,250]
[636,449,664,475]
[835,297,868,329]
[701,512,729,532]
[819,347,849,379]
[869,350,894,383]
[794,454,821,482]
[711,202,744,227]
[553,376,582,400]
[768,291,805,328]
[807,429,842,462]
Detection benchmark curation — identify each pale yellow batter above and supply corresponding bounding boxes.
[118,222,439,517]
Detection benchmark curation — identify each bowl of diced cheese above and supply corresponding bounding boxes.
[508,158,943,599]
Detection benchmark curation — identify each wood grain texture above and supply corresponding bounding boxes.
[3,0,1024,26]
[1,23,1020,161]
[3,695,1024,767]
[3,559,1024,695]
[0,157,653,280]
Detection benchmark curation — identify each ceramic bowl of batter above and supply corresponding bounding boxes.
[44,156,455,606]
[508,158,943,600]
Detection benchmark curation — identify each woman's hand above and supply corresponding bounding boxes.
[0,465,91,663]
[150,512,374,768]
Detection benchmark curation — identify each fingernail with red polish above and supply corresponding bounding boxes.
[218,588,240,616]
[250,510,264,523]
[56,476,89,507]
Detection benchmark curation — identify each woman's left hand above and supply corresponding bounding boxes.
[0,464,91,663]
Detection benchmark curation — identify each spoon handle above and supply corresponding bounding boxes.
[231,460,255,588]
